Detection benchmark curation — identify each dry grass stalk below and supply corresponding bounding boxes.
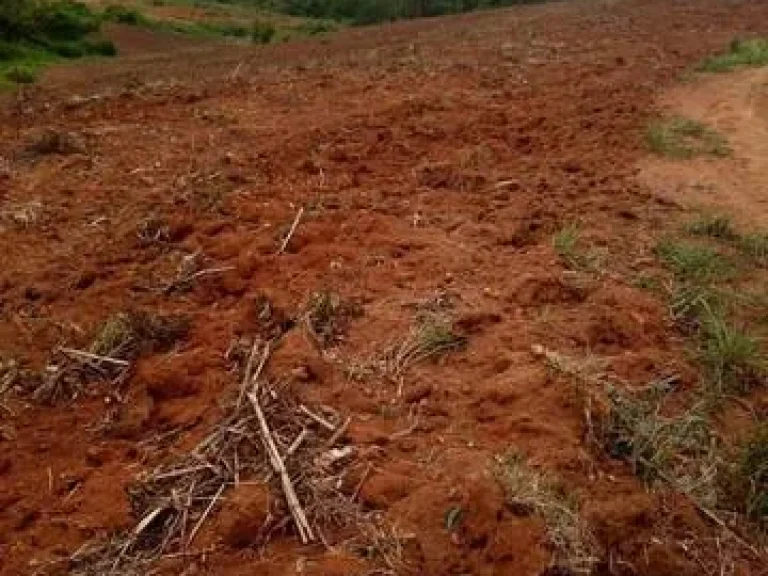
[496,453,600,574]
[347,316,466,387]
[278,206,304,254]
[162,250,235,294]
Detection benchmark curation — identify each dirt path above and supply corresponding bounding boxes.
[640,66,768,228]
[1,1,768,575]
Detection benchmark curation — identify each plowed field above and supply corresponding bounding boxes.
[2,1,768,574]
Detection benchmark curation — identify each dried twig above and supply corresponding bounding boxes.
[248,391,315,543]
[187,483,226,548]
[58,347,131,367]
[277,207,304,254]
[237,340,271,409]
[299,404,336,432]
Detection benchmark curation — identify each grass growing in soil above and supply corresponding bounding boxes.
[594,385,711,485]
[699,313,764,395]
[655,239,732,282]
[495,453,598,574]
[646,117,730,159]
[731,425,768,527]
[698,38,768,73]
[687,214,739,241]
[552,223,601,271]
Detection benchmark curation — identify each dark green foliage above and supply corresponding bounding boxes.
[251,18,276,43]
[0,0,115,86]
[278,0,547,25]
[102,4,147,25]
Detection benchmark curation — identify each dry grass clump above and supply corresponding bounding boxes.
[552,223,603,271]
[590,385,713,490]
[136,215,171,245]
[28,311,189,403]
[303,291,362,347]
[379,315,467,379]
[0,199,44,229]
[495,453,599,574]
[24,129,87,157]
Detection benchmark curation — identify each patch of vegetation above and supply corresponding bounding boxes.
[699,313,764,395]
[495,453,599,573]
[668,282,723,328]
[734,426,768,527]
[594,385,711,485]
[0,0,115,87]
[655,239,732,282]
[646,117,730,159]
[738,233,768,267]
[90,311,190,360]
[304,291,361,346]
[274,0,549,25]
[698,38,768,73]
[553,223,601,271]
[102,4,147,25]
[251,18,276,43]
[687,214,738,241]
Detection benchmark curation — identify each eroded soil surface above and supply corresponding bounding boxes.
[2,1,768,575]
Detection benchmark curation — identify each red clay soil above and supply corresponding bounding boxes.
[1,1,768,575]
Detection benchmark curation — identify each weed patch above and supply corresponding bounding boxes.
[593,385,711,485]
[646,117,730,159]
[698,38,768,73]
[688,214,738,241]
[303,291,361,346]
[495,453,599,573]
[699,313,764,395]
[738,233,768,267]
[553,223,601,271]
[655,239,732,282]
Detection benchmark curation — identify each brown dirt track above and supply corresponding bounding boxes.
[2,1,768,574]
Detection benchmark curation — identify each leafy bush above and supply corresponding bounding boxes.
[0,0,116,86]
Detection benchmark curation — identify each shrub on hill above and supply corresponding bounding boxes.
[0,0,115,84]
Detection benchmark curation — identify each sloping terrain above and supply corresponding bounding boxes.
[1,1,768,575]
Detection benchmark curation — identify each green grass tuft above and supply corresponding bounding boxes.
[738,233,768,267]
[646,117,730,159]
[596,385,711,484]
[553,223,601,271]
[698,38,768,73]
[699,313,764,395]
[739,426,768,525]
[656,240,732,282]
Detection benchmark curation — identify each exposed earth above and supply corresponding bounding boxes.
[1,1,768,575]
